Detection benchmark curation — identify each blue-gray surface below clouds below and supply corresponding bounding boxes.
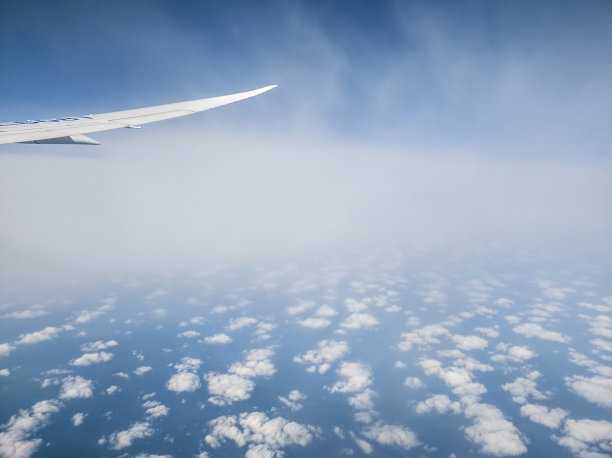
[1,248,611,457]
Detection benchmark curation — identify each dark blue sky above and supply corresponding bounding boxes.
[1,0,611,154]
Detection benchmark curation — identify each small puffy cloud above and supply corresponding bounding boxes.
[190,316,205,325]
[106,385,120,395]
[415,395,461,414]
[565,374,612,408]
[340,313,380,330]
[3,310,47,319]
[60,376,94,399]
[72,413,86,427]
[505,315,521,325]
[279,390,307,411]
[297,317,331,328]
[591,338,612,352]
[0,369,9,376]
[203,333,232,344]
[519,404,567,429]
[352,435,373,454]
[0,399,62,458]
[362,423,420,450]
[556,418,612,455]
[492,345,536,363]
[404,377,424,389]
[74,310,104,324]
[143,400,169,418]
[134,366,152,376]
[513,322,569,343]
[114,372,129,379]
[206,373,255,405]
[16,327,61,345]
[345,298,367,312]
[287,299,316,315]
[227,317,257,332]
[421,289,447,305]
[152,308,167,318]
[507,346,536,362]
[348,389,377,411]
[452,335,488,351]
[330,362,373,394]
[0,343,15,357]
[81,340,118,352]
[229,349,275,378]
[502,375,547,404]
[107,422,154,450]
[315,305,337,317]
[166,372,201,393]
[173,357,202,372]
[463,402,527,456]
[294,340,350,373]
[475,327,499,338]
[178,330,200,339]
[398,325,449,351]
[70,351,114,366]
[205,412,320,456]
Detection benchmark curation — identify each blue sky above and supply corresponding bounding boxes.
[1,0,610,156]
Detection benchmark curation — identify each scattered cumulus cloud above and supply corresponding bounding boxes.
[60,376,94,399]
[0,343,15,357]
[452,335,488,351]
[203,333,232,344]
[513,322,569,343]
[16,327,61,345]
[519,404,567,429]
[227,317,257,332]
[70,351,114,366]
[0,400,62,458]
[362,423,420,451]
[205,411,320,457]
[134,366,152,376]
[81,340,118,352]
[404,377,424,389]
[294,340,349,374]
[340,313,380,330]
[72,413,86,427]
[287,299,316,315]
[278,390,307,411]
[298,317,331,328]
[564,374,612,408]
[167,372,201,393]
[416,394,461,414]
[107,422,154,450]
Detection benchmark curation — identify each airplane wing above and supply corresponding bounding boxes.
[0,85,277,145]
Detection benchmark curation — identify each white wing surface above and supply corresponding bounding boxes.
[0,85,277,145]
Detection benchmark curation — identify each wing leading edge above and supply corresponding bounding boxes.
[0,85,277,145]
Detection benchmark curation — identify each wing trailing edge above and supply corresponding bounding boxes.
[0,85,277,145]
